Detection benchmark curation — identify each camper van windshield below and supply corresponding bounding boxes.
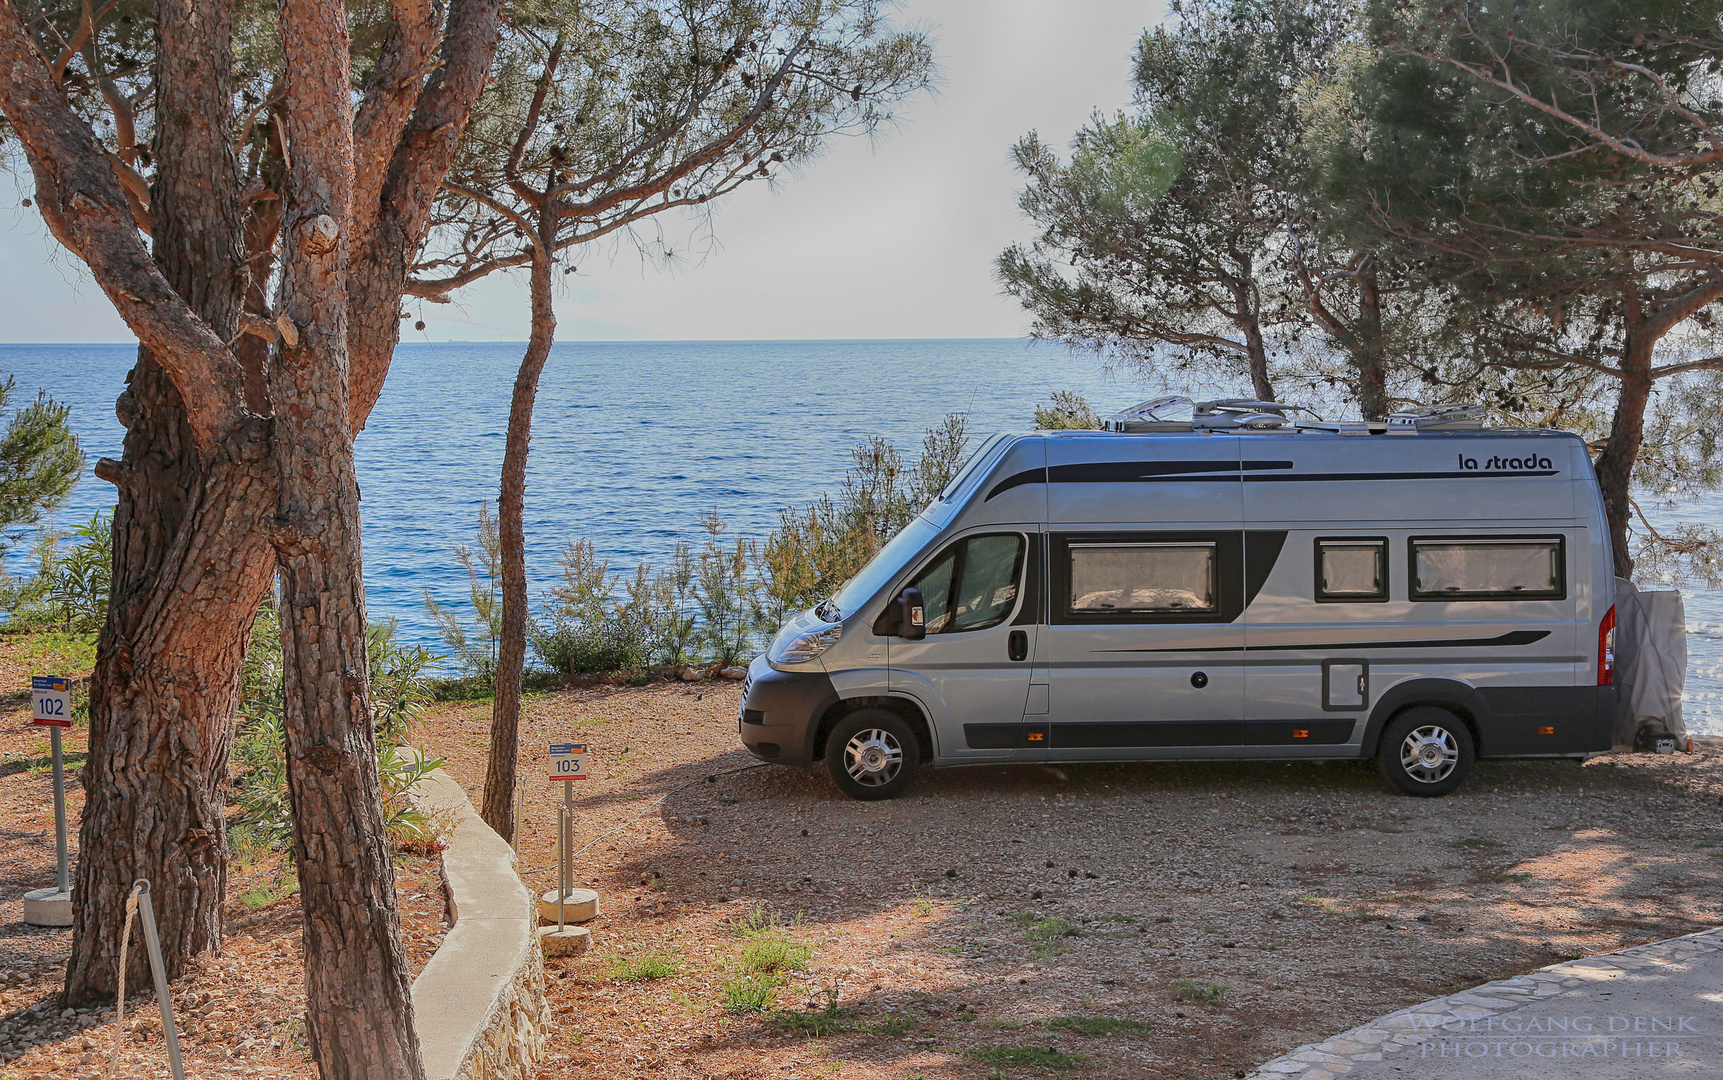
[830,516,941,618]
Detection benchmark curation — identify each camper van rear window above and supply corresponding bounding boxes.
[1409,538,1565,601]
[1067,542,1217,614]
[1315,539,1389,602]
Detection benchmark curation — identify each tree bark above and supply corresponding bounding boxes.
[1352,261,1390,422]
[66,0,277,1001]
[273,0,423,1073]
[1595,320,1655,581]
[480,204,556,840]
[1247,310,1275,403]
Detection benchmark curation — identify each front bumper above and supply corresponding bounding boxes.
[737,653,839,767]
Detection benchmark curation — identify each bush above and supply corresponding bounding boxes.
[232,603,446,859]
[510,414,974,677]
[2,513,112,633]
[424,503,503,685]
[1034,390,1102,430]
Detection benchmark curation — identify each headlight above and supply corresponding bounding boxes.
[769,622,842,665]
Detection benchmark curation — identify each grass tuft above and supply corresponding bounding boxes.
[721,971,781,1013]
[1042,1014,1154,1037]
[1171,979,1228,1003]
[605,949,681,981]
[965,1046,1086,1071]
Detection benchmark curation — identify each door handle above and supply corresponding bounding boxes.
[1008,629,1028,662]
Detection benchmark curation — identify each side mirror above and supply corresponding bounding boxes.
[897,587,927,641]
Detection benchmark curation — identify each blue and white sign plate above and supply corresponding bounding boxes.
[548,742,587,781]
[31,676,72,728]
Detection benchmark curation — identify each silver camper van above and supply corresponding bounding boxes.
[738,399,1619,800]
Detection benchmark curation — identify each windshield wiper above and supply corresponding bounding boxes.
[814,598,840,623]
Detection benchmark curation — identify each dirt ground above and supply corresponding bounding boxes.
[414,682,1723,1080]
[0,636,448,1080]
[4,633,1720,1080]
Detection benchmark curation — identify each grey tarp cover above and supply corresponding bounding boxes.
[1612,577,1688,746]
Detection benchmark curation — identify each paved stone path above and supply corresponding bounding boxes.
[1246,927,1723,1079]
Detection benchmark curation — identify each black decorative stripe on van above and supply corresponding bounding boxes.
[985,459,1294,500]
[1097,629,1550,653]
[987,463,1557,499]
[1245,470,1559,482]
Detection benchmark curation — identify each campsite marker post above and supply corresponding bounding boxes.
[23,676,74,926]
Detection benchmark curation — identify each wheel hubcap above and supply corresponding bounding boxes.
[844,728,903,787]
[1400,725,1459,784]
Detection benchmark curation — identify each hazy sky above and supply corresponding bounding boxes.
[0,1,1164,343]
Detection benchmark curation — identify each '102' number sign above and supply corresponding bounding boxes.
[548,742,587,781]
[31,676,73,728]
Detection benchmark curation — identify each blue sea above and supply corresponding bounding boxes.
[6,340,1720,738]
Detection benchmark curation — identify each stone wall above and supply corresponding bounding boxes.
[404,754,549,1080]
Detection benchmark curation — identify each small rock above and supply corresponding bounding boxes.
[680,668,702,682]
[719,666,748,680]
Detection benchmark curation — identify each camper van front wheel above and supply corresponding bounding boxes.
[1377,708,1475,797]
[826,709,920,800]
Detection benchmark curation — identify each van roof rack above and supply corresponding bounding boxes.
[1384,404,1488,432]
[1100,398,1489,434]
[1104,396,1311,433]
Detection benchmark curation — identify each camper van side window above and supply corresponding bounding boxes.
[908,533,1026,634]
[1067,543,1217,615]
[1409,537,1565,601]
[1315,539,1389,602]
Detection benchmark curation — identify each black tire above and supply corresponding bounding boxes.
[825,708,920,800]
[1376,706,1475,797]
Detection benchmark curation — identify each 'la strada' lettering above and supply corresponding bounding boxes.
[1457,454,1554,472]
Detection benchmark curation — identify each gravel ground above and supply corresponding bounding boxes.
[0,636,449,1080]
[417,682,1723,1080]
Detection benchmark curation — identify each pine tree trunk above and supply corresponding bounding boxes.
[67,0,267,1001]
[274,0,422,1072]
[68,387,275,1001]
[1595,328,1654,581]
[481,209,557,840]
[1242,316,1276,403]
[1353,262,1390,422]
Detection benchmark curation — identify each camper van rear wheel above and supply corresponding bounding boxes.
[1377,707,1475,797]
[826,709,920,801]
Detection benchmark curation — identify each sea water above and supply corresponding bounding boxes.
[7,340,1719,737]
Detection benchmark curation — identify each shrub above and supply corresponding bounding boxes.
[423,503,502,685]
[2,513,112,633]
[1034,390,1102,430]
[232,604,446,859]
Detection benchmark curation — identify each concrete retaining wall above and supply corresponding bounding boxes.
[404,756,549,1080]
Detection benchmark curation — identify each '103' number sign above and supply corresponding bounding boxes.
[548,743,587,781]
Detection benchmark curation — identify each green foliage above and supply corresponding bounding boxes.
[1033,391,1102,430]
[531,536,697,676]
[1,513,112,633]
[424,503,502,685]
[1000,0,1365,404]
[720,971,782,1013]
[232,605,445,860]
[1320,0,1723,576]
[732,904,812,971]
[964,1046,1086,1071]
[1041,1015,1154,1037]
[757,414,969,617]
[604,948,683,981]
[525,415,969,676]
[0,375,84,544]
[1171,979,1229,1003]
[16,630,99,674]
